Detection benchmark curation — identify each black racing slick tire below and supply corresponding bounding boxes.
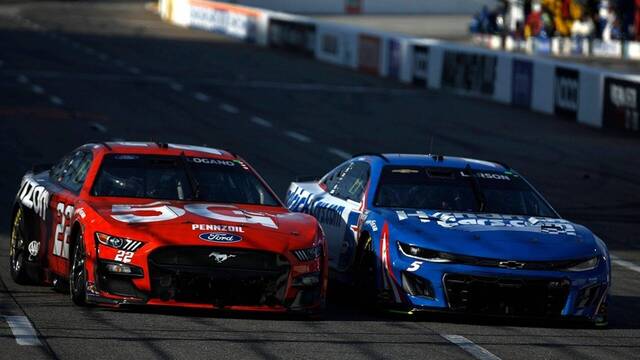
[353,235,380,306]
[70,232,88,306]
[9,208,32,284]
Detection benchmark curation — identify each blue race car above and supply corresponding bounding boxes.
[285,154,610,326]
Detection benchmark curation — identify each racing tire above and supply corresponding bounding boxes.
[353,235,380,307]
[69,231,88,306]
[9,208,32,284]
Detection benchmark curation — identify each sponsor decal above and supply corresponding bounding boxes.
[464,172,511,181]
[397,211,577,236]
[358,34,381,75]
[554,67,580,119]
[268,19,316,56]
[388,39,401,80]
[17,178,50,221]
[28,241,39,257]
[192,224,244,233]
[189,4,257,42]
[321,33,339,55]
[412,45,429,86]
[200,232,242,243]
[441,51,496,96]
[511,59,533,108]
[365,219,378,232]
[209,251,237,263]
[602,77,639,132]
[187,157,235,166]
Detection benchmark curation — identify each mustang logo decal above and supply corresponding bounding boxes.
[208,252,237,264]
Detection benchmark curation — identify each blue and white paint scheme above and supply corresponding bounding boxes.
[286,154,610,325]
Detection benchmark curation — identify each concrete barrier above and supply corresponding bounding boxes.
[159,0,640,135]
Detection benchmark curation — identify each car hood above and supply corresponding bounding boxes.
[375,209,600,261]
[82,199,318,252]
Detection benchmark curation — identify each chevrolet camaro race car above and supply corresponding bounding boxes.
[286,154,610,325]
[10,142,327,313]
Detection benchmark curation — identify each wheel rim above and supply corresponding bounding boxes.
[71,237,85,296]
[10,209,25,273]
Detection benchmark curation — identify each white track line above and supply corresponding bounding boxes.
[442,335,502,360]
[4,316,42,346]
[219,103,239,114]
[610,255,640,273]
[31,85,44,94]
[284,131,311,143]
[327,147,351,160]
[90,122,108,133]
[50,96,64,106]
[250,116,272,128]
[194,92,210,102]
[169,82,183,92]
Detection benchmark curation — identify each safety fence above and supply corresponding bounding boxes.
[159,0,640,134]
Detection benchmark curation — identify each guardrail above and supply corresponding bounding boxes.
[159,0,640,134]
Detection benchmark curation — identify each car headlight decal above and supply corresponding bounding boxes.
[565,257,599,272]
[95,232,144,251]
[398,242,452,263]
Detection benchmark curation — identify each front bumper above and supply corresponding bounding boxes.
[88,244,325,313]
[390,256,609,320]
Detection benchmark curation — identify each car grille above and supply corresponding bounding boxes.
[148,247,290,306]
[443,274,570,317]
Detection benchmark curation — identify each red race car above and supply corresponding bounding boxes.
[10,142,327,314]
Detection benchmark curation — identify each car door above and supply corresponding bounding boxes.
[47,149,93,277]
[316,161,370,271]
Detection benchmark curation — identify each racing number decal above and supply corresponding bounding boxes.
[53,202,74,259]
[114,250,134,263]
[407,261,423,272]
[110,202,278,229]
[111,203,186,224]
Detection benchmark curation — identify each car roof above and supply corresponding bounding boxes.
[86,142,236,160]
[354,153,509,172]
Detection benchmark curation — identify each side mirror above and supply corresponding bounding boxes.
[32,163,52,174]
[295,175,320,182]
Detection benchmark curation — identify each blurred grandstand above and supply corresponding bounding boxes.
[470,0,640,59]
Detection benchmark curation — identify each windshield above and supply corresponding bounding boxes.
[91,154,280,206]
[374,166,556,217]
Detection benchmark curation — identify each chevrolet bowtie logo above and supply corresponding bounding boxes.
[208,252,237,264]
[498,260,525,269]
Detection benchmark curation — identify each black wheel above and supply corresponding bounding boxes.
[9,208,31,284]
[353,235,380,306]
[69,232,87,306]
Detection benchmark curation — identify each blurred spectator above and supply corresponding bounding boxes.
[525,3,544,37]
[602,6,622,41]
[571,13,595,38]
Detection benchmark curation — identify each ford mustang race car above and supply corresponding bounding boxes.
[10,142,326,313]
[286,154,610,325]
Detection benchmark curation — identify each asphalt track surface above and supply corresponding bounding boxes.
[0,1,639,359]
